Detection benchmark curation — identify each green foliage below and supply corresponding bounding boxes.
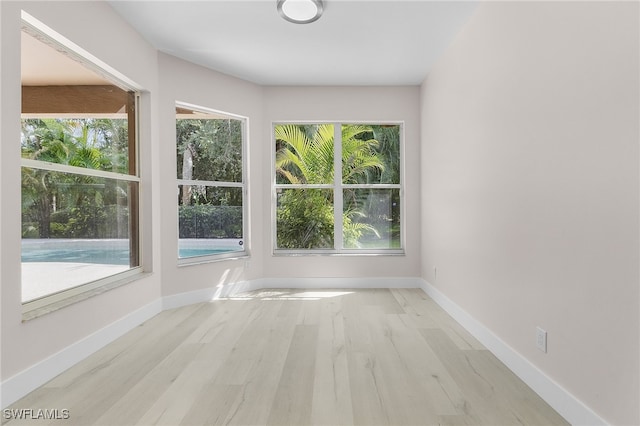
[175,117,244,240]
[276,189,334,249]
[341,124,386,184]
[274,124,385,249]
[176,119,242,182]
[343,188,400,249]
[275,189,382,249]
[22,118,129,172]
[275,124,335,184]
[176,118,242,210]
[20,118,130,239]
[372,125,401,184]
[275,124,385,185]
[178,205,242,239]
[343,208,381,248]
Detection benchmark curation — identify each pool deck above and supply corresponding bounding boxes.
[21,238,243,302]
[22,262,130,302]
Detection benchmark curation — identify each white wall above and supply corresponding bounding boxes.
[420,2,639,424]
[263,86,422,280]
[0,1,161,382]
[157,53,264,297]
[158,70,423,293]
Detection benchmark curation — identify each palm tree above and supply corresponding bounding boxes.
[274,124,383,249]
[275,124,384,185]
[21,119,76,237]
[21,118,120,238]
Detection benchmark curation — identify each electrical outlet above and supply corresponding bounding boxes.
[536,327,547,353]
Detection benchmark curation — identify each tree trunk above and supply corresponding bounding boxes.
[182,144,194,205]
[38,193,51,238]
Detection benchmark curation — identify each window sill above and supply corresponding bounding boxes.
[178,252,250,267]
[22,269,150,322]
[272,250,405,257]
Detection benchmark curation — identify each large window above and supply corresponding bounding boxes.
[20,25,140,308]
[274,123,402,253]
[176,104,247,262]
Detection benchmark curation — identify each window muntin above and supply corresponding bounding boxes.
[20,26,141,307]
[176,104,246,261]
[274,122,403,254]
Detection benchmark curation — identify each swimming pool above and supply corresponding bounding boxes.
[21,239,244,264]
[178,248,240,258]
[22,247,131,265]
[178,238,245,259]
[20,239,245,303]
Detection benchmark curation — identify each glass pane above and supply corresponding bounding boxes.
[21,118,131,175]
[343,189,400,249]
[275,124,334,185]
[21,30,134,176]
[21,168,139,302]
[178,185,244,258]
[342,124,400,184]
[276,188,334,249]
[176,110,243,183]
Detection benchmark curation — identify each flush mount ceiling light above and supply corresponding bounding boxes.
[277,0,323,24]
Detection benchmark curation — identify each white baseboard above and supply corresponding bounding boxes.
[0,299,162,409]
[162,277,420,309]
[419,279,607,426]
[162,279,259,310]
[256,276,421,290]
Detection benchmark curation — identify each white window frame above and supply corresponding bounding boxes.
[176,102,249,265]
[272,121,404,255]
[20,12,144,316]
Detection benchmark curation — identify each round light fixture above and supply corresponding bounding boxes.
[277,0,323,24]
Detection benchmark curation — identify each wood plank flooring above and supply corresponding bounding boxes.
[4,289,568,425]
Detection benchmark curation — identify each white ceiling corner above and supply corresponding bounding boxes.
[107,0,478,86]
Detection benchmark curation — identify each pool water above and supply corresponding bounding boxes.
[179,248,242,258]
[22,248,131,265]
[22,246,242,264]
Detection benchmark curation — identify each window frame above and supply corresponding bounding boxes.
[20,13,144,316]
[272,121,405,255]
[175,101,249,265]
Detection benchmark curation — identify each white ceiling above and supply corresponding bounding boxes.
[108,0,478,86]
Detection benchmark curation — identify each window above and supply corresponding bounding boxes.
[176,104,247,262]
[274,123,402,253]
[20,24,141,308]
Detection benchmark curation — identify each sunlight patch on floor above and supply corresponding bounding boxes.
[225,289,354,301]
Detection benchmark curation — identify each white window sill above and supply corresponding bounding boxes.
[178,252,250,267]
[272,250,405,257]
[22,269,149,322]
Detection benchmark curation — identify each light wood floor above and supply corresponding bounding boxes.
[5,288,568,426]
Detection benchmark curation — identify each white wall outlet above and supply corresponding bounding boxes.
[536,326,547,353]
